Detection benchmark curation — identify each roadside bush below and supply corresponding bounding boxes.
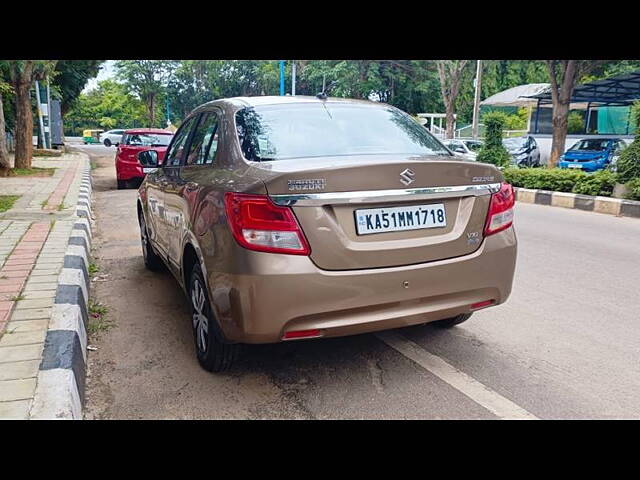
[625,178,640,201]
[476,112,511,167]
[571,170,617,197]
[616,136,640,184]
[567,112,584,134]
[502,167,585,193]
[616,102,640,184]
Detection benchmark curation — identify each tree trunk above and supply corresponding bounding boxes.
[14,80,33,169]
[148,94,155,127]
[549,100,570,168]
[445,103,455,139]
[0,92,10,175]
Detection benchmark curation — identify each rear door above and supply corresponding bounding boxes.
[263,156,499,270]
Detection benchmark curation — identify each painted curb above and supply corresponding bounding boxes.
[29,156,92,420]
[514,187,640,219]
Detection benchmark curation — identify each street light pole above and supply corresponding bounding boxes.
[292,61,296,96]
[472,60,483,139]
[279,60,285,96]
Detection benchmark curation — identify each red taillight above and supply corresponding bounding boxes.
[484,182,515,236]
[282,329,322,340]
[224,192,311,255]
[470,299,495,310]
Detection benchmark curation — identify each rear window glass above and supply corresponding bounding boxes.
[235,103,450,162]
[125,133,172,146]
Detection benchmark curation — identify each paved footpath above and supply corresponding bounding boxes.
[0,151,92,419]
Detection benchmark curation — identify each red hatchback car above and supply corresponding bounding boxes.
[115,128,174,189]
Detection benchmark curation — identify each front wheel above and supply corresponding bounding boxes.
[139,211,163,271]
[432,313,473,329]
[189,263,240,372]
[103,138,112,147]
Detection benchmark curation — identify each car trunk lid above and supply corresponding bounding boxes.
[260,154,501,270]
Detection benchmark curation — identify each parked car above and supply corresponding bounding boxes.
[558,138,627,172]
[502,136,541,167]
[442,139,484,160]
[137,96,517,372]
[115,128,173,189]
[99,129,126,147]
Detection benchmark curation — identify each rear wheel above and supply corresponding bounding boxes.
[432,313,473,329]
[103,138,112,147]
[189,263,239,372]
[139,211,163,271]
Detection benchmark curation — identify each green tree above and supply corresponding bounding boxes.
[53,60,104,115]
[0,73,12,174]
[436,60,469,138]
[115,60,177,127]
[476,112,511,167]
[64,79,148,134]
[5,60,57,169]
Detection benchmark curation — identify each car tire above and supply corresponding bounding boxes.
[116,179,128,190]
[138,211,163,272]
[103,138,112,147]
[432,313,473,328]
[188,263,240,372]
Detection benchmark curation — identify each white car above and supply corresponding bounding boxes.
[442,139,483,161]
[99,129,125,147]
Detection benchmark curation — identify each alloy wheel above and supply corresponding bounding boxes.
[191,278,209,353]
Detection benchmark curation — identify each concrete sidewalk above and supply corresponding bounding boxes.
[0,150,92,419]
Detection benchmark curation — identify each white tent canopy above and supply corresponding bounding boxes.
[480,83,550,107]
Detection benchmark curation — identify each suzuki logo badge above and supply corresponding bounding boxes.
[399,168,416,186]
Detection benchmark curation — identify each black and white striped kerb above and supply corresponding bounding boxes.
[30,163,92,420]
[514,187,640,218]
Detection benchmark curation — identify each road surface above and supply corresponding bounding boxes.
[79,144,640,419]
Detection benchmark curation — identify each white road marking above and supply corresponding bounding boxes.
[376,331,538,420]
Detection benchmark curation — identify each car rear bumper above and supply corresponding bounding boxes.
[208,227,517,344]
[116,159,144,181]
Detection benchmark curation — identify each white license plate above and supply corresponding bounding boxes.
[567,163,583,169]
[142,167,157,173]
[355,203,446,235]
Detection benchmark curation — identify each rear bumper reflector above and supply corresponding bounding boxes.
[282,329,322,340]
[470,300,495,310]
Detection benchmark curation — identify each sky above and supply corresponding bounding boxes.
[82,60,115,93]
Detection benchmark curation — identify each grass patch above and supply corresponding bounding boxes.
[90,160,98,170]
[57,203,65,211]
[10,167,56,177]
[88,299,113,335]
[88,262,100,276]
[40,199,48,208]
[9,294,25,302]
[0,195,20,213]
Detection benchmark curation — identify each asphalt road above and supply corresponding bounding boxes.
[80,144,640,419]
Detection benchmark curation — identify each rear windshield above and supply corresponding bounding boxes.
[570,139,611,152]
[124,133,172,146]
[235,103,450,161]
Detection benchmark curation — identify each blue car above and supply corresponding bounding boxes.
[558,138,627,172]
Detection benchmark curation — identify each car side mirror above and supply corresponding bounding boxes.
[137,150,159,167]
